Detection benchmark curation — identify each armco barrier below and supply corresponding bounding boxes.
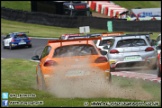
[112,20,161,32]
[1,7,161,32]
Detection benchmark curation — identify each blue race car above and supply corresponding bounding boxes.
[3,32,32,50]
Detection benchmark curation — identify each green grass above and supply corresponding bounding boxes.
[113,1,161,9]
[1,18,108,38]
[1,1,161,107]
[1,59,161,107]
[1,1,31,11]
[1,1,160,39]
[1,18,160,39]
[1,1,161,11]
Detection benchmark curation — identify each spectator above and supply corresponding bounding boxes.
[135,17,140,21]
[151,17,156,21]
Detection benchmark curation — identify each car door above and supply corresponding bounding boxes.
[3,35,11,47]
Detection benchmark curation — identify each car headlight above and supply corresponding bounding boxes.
[69,5,74,9]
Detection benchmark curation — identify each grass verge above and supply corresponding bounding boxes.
[1,18,160,39]
[1,58,161,107]
[1,1,161,11]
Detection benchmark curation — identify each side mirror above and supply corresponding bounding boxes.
[100,50,107,55]
[31,55,40,60]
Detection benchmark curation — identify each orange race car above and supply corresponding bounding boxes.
[31,37,111,90]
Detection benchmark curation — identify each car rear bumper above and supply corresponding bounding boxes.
[109,57,157,70]
[42,68,111,87]
[11,43,31,47]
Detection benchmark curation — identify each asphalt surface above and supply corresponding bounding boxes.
[1,36,57,59]
[1,36,159,76]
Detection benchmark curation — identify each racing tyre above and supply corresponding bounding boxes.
[37,72,46,91]
[108,73,112,83]
[110,68,115,72]
[9,43,13,50]
[105,72,112,84]
[28,45,32,48]
[3,42,6,49]
[157,66,161,77]
[151,62,158,70]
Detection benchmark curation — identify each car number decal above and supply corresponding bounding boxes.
[124,56,142,61]
[65,70,90,77]
[19,40,26,45]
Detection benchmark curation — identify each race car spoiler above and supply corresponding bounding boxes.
[48,37,101,46]
[61,33,84,36]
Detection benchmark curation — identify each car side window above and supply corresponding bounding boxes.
[99,39,114,47]
[40,46,51,59]
[5,35,10,39]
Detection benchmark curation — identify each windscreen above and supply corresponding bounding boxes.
[116,39,147,48]
[14,34,27,38]
[53,44,98,57]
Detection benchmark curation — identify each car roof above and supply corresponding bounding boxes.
[114,35,148,39]
[100,33,149,40]
[9,32,28,36]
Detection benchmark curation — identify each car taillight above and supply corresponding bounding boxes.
[95,57,108,63]
[110,49,119,54]
[11,39,15,42]
[44,60,58,66]
[28,37,31,40]
[98,48,101,51]
[145,47,154,51]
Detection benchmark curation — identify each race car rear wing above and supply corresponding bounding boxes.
[48,37,101,46]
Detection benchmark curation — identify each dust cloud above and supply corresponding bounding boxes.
[46,56,153,101]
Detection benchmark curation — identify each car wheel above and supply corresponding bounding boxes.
[151,61,158,70]
[37,71,46,91]
[108,73,112,83]
[110,68,115,72]
[105,72,112,84]
[3,42,6,49]
[157,66,161,77]
[28,45,32,48]
[9,43,13,50]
